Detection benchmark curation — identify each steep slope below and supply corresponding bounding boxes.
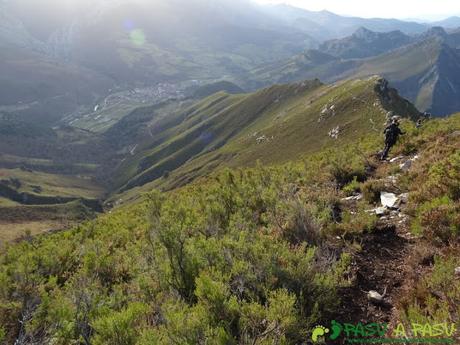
[349,38,460,115]
[248,32,460,116]
[2,107,459,345]
[111,80,323,191]
[109,77,420,198]
[188,81,245,99]
[419,26,460,48]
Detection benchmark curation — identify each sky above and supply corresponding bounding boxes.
[253,0,460,21]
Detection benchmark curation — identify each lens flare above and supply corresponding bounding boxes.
[130,29,146,46]
[123,19,135,31]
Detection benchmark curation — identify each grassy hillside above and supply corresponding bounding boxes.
[0,122,110,242]
[0,201,97,244]
[1,108,459,344]
[0,76,420,242]
[0,168,102,200]
[110,77,419,200]
[0,167,104,243]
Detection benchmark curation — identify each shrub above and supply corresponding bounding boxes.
[411,196,460,244]
[0,327,5,343]
[342,176,361,196]
[240,289,297,344]
[282,200,322,245]
[323,148,367,187]
[330,207,377,237]
[400,255,460,327]
[361,179,385,204]
[92,303,149,345]
[409,149,460,205]
[401,141,418,156]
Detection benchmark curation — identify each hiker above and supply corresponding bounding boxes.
[381,116,404,160]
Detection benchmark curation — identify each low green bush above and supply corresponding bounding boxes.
[411,196,460,244]
[342,176,361,196]
[361,179,385,204]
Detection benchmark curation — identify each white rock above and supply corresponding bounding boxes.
[400,160,412,171]
[386,175,399,184]
[399,193,409,204]
[390,156,404,163]
[455,267,460,276]
[368,290,384,304]
[342,194,363,201]
[381,192,398,208]
[328,126,340,139]
[256,135,268,144]
[375,207,389,216]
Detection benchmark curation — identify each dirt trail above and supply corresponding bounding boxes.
[336,222,415,324]
[329,156,426,344]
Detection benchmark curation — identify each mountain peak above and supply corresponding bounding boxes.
[432,16,460,29]
[425,26,448,38]
[352,27,377,40]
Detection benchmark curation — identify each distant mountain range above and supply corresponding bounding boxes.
[261,4,429,41]
[0,0,313,123]
[431,16,460,28]
[0,0,460,123]
[318,27,415,59]
[246,26,460,116]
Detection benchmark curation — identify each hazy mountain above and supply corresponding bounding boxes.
[0,0,316,124]
[0,44,114,125]
[431,16,460,28]
[1,0,459,124]
[64,0,314,83]
[0,7,45,51]
[261,4,428,41]
[348,37,460,116]
[319,27,415,59]
[3,0,315,81]
[317,26,460,60]
[420,26,460,48]
[247,28,460,116]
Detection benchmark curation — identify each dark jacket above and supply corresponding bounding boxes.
[384,123,403,144]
